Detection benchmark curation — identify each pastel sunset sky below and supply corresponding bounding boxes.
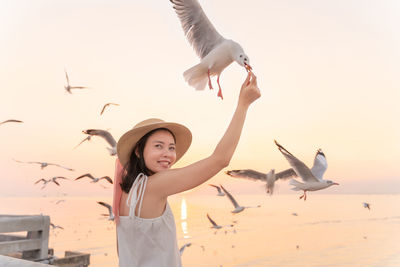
[1,0,399,197]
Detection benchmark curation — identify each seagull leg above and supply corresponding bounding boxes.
[303,191,307,201]
[207,69,213,90]
[217,75,223,100]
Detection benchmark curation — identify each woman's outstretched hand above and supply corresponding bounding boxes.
[238,71,261,107]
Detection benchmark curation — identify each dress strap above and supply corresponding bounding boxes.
[125,173,148,218]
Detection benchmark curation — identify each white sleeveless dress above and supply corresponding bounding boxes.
[117,173,182,267]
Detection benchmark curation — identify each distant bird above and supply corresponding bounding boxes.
[14,159,74,171]
[55,199,66,205]
[74,135,92,149]
[292,212,298,216]
[0,119,23,126]
[226,168,298,195]
[179,242,192,256]
[64,70,88,94]
[100,103,119,115]
[363,202,371,210]
[220,185,244,213]
[97,201,114,221]
[34,176,68,189]
[82,129,117,155]
[206,214,233,229]
[50,223,64,230]
[75,173,113,184]
[274,140,339,201]
[170,0,252,99]
[209,184,225,196]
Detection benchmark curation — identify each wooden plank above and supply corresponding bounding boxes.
[0,216,49,233]
[0,255,50,266]
[0,239,41,255]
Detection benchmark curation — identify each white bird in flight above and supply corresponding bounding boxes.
[64,70,88,94]
[14,159,74,171]
[226,168,298,195]
[100,103,119,115]
[274,140,339,201]
[34,176,69,189]
[170,0,252,99]
[208,184,225,196]
[75,173,113,184]
[363,202,371,210]
[97,201,114,221]
[82,129,117,156]
[0,119,23,126]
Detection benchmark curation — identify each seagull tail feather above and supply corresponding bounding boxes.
[289,179,302,191]
[183,63,208,91]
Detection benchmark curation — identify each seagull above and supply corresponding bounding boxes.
[226,168,298,195]
[179,242,192,256]
[97,201,114,221]
[75,173,113,184]
[170,0,252,100]
[82,129,117,155]
[219,185,245,213]
[206,214,232,229]
[274,140,339,201]
[0,119,23,126]
[34,176,69,189]
[209,184,225,196]
[100,103,119,115]
[363,202,371,210]
[50,223,64,230]
[14,159,74,171]
[64,70,88,94]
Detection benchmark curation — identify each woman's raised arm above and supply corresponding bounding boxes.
[152,72,261,197]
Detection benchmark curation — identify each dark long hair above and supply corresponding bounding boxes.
[120,128,175,193]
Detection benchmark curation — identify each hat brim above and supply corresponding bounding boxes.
[117,122,192,168]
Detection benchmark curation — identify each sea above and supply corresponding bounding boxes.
[1,194,399,267]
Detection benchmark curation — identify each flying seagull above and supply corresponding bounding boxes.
[0,119,23,126]
[100,103,119,115]
[209,184,225,196]
[226,168,298,195]
[75,173,113,184]
[97,201,114,221]
[362,202,371,210]
[274,140,339,200]
[219,185,245,213]
[82,129,117,155]
[34,176,69,189]
[14,159,74,171]
[64,70,88,94]
[179,242,192,256]
[50,223,64,230]
[170,0,252,99]
[206,214,233,229]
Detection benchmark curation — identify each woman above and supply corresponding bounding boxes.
[113,71,260,266]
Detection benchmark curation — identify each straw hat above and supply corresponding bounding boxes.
[117,118,192,167]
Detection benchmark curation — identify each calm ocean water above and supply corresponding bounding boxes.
[1,194,399,266]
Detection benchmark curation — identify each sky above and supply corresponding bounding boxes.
[1,0,399,197]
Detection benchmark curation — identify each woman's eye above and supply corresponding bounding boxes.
[169,147,176,151]
[155,144,162,148]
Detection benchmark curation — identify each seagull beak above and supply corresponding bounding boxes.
[244,63,252,72]
[333,183,339,186]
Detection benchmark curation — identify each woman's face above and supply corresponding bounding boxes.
[143,129,177,173]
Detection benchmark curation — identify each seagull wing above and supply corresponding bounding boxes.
[100,104,109,115]
[100,176,113,184]
[206,213,218,227]
[226,169,267,181]
[48,163,74,171]
[75,173,94,180]
[275,168,298,181]
[310,149,328,180]
[208,184,222,193]
[65,70,70,85]
[0,119,23,125]
[34,178,46,184]
[274,140,319,183]
[84,129,117,147]
[74,136,90,149]
[220,185,241,208]
[170,0,225,59]
[97,201,113,216]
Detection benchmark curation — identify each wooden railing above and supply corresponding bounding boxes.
[0,215,50,261]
